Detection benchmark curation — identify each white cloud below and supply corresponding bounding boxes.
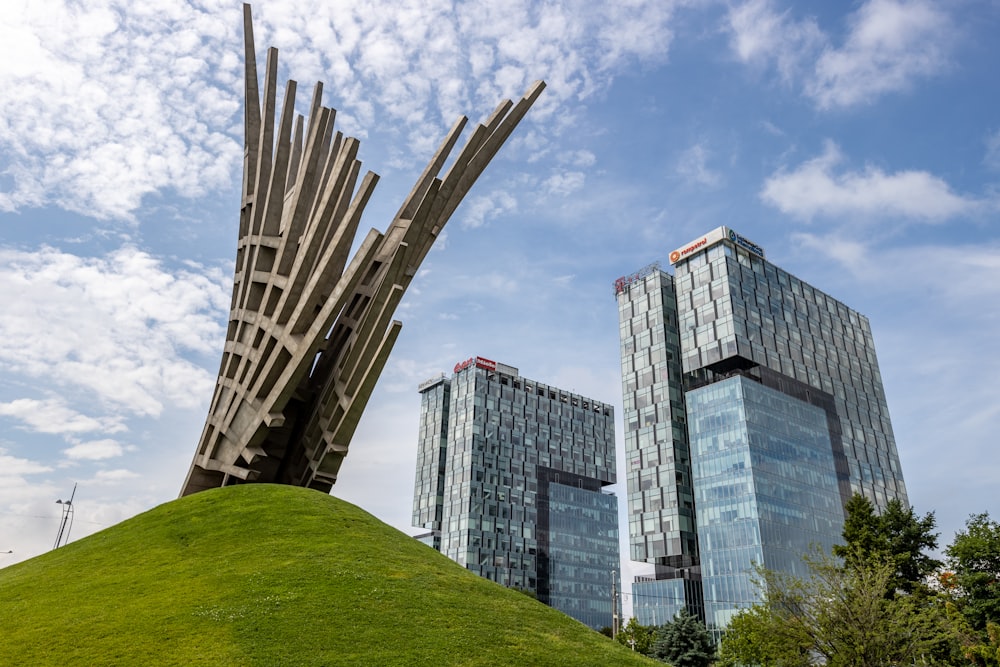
[0,245,228,417]
[594,3,677,71]
[808,0,954,109]
[543,171,586,197]
[726,0,955,110]
[91,469,140,484]
[675,144,721,188]
[460,191,518,229]
[0,398,125,436]
[0,448,52,478]
[761,141,978,222]
[0,451,58,562]
[794,232,1000,307]
[64,439,126,461]
[726,0,823,82]
[0,0,683,222]
[511,130,553,164]
[0,0,241,221]
[558,150,597,168]
[793,233,871,273]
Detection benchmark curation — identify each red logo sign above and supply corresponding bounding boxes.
[454,356,497,373]
[671,237,707,263]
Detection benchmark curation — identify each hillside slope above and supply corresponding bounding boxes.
[0,484,653,666]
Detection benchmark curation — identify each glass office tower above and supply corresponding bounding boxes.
[688,375,844,632]
[413,356,620,630]
[671,227,906,509]
[615,226,907,632]
[615,264,703,625]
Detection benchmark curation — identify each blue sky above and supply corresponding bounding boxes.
[1,0,998,611]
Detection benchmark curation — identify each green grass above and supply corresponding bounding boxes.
[0,485,655,666]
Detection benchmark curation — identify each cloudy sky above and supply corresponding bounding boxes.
[2,0,998,613]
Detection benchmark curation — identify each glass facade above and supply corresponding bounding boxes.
[673,235,906,510]
[632,575,704,627]
[687,376,844,633]
[615,226,907,634]
[412,375,450,550]
[616,269,698,568]
[616,267,704,621]
[413,358,619,630]
[545,481,620,629]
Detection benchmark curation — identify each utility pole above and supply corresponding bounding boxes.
[611,569,621,639]
[53,483,77,549]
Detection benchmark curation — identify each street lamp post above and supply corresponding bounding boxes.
[53,483,77,549]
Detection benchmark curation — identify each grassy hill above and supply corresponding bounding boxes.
[0,485,654,666]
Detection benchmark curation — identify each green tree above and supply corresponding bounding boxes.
[881,497,942,591]
[834,493,941,595]
[717,549,958,666]
[947,512,1000,633]
[616,617,656,656]
[649,610,714,667]
[716,604,812,667]
[962,621,1000,666]
[836,493,883,560]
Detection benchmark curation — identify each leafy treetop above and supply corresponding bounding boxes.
[834,493,941,595]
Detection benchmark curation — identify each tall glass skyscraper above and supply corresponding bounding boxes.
[615,263,703,624]
[413,356,620,630]
[615,227,907,633]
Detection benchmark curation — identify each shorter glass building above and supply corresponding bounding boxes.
[413,356,620,630]
[632,573,704,627]
[545,478,621,628]
[687,375,844,633]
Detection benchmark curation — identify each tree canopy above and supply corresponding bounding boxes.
[716,603,812,667]
[719,494,959,665]
[649,610,715,667]
[947,513,1000,637]
[717,550,957,666]
[675,500,1000,665]
[615,617,656,656]
[834,493,941,595]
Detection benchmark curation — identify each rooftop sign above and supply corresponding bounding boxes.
[613,261,662,296]
[727,228,765,259]
[454,356,498,374]
[668,227,727,264]
[417,374,447,392]
[668,226,765,264]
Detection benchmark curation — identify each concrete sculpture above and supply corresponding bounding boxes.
[181,5,544,496]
